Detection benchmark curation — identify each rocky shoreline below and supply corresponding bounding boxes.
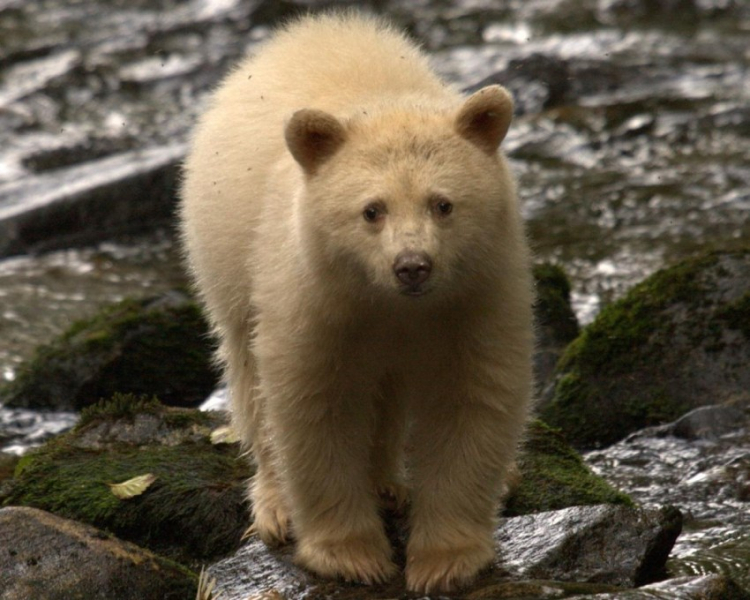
[1,248,748,599]
[1,0,749,597]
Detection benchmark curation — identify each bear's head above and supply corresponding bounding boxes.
[285,85,518,302]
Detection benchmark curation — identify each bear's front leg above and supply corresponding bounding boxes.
[263,369,396,585]
[406,394,527,593]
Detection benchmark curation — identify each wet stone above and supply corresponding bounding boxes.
[0,506,197,600]
[208,505,682,599]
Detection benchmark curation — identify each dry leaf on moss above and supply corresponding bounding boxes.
[210,425,239,445]
[108,473,157,499]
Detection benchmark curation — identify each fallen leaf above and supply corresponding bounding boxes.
[210,425,239,445]
[108,473,157,499]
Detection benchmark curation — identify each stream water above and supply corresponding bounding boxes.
[0,0,748,593]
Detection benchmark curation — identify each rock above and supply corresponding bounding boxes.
[465,54,642,116]
[466,54,573,115]
[1,395,631,568]
[542,250,750,449]
[0,290,220,411]
[626,403,749,442]
[568,574,750,599]
[495,505,682,587]
[505,420,631,516]
[669,404,749,441]
[596,0,738,26]
[0,506,197,600]
[1,395,249,564]
[0,0,253,256]
[533,263,580,394]
[584,411,750,592]
[0,144,185,257]
[207,504,681,599]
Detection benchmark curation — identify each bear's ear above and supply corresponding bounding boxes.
[455,85,514,155]
[285,109,347,175]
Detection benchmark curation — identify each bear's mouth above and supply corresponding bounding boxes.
[400,284,430,297]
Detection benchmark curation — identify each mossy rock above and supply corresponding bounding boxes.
[0,291,220,411]
[542,249,750,449]
[504,420,632,516]
[0,452,19,486]
[1,394,250,566]
[533,263,580,392]
[1,396,629,570]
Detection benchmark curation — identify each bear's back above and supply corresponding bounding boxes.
[222,13,449,115]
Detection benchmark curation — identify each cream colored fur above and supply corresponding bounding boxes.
[180,12,534,594]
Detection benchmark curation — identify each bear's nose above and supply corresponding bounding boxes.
[393,251,432,286]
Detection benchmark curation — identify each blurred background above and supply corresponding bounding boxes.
[1,0,748,382]
[0,0,748,592]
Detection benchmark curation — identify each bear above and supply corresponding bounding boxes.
[180,12,535,594]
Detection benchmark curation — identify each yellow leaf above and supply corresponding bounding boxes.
[108,473,157,499]
[210,425,239,445]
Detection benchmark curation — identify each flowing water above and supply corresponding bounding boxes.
[0,0,748,591]
[585,426,750,591]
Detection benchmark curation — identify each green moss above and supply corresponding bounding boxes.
[3,404,252,564]
[715,292,750,339]
[504,420,632,516]
[77,393,214,431]
[0,453,19,485]
[542,252,733,448]
[558,253,717,375]
[78,393,164,428]
[533,263,580,344]
[534,264,573,300]
[0,293,219,410]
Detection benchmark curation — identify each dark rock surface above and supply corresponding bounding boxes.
[495,505,682,587]
[542,250,750,449]
[584,407,750,592]
[0,290,219,411]
[668,404,749,441]
[0,506,197,600]
[208,504,682,599]
[0,0,255,257]
[0,144,185,256]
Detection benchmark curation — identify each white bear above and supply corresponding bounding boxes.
[180,12,534,593]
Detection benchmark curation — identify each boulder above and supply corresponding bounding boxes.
[0,291,220,411]
[494,505,682,587]
[0,506,196,600]
[1,395,249,564]
[0,145,184,256]
[542,250,750,449]
[505,420,631,516]
[1,395,630,568]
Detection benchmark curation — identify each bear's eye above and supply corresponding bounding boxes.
[431,195,453,217]
[363,202,385,223]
